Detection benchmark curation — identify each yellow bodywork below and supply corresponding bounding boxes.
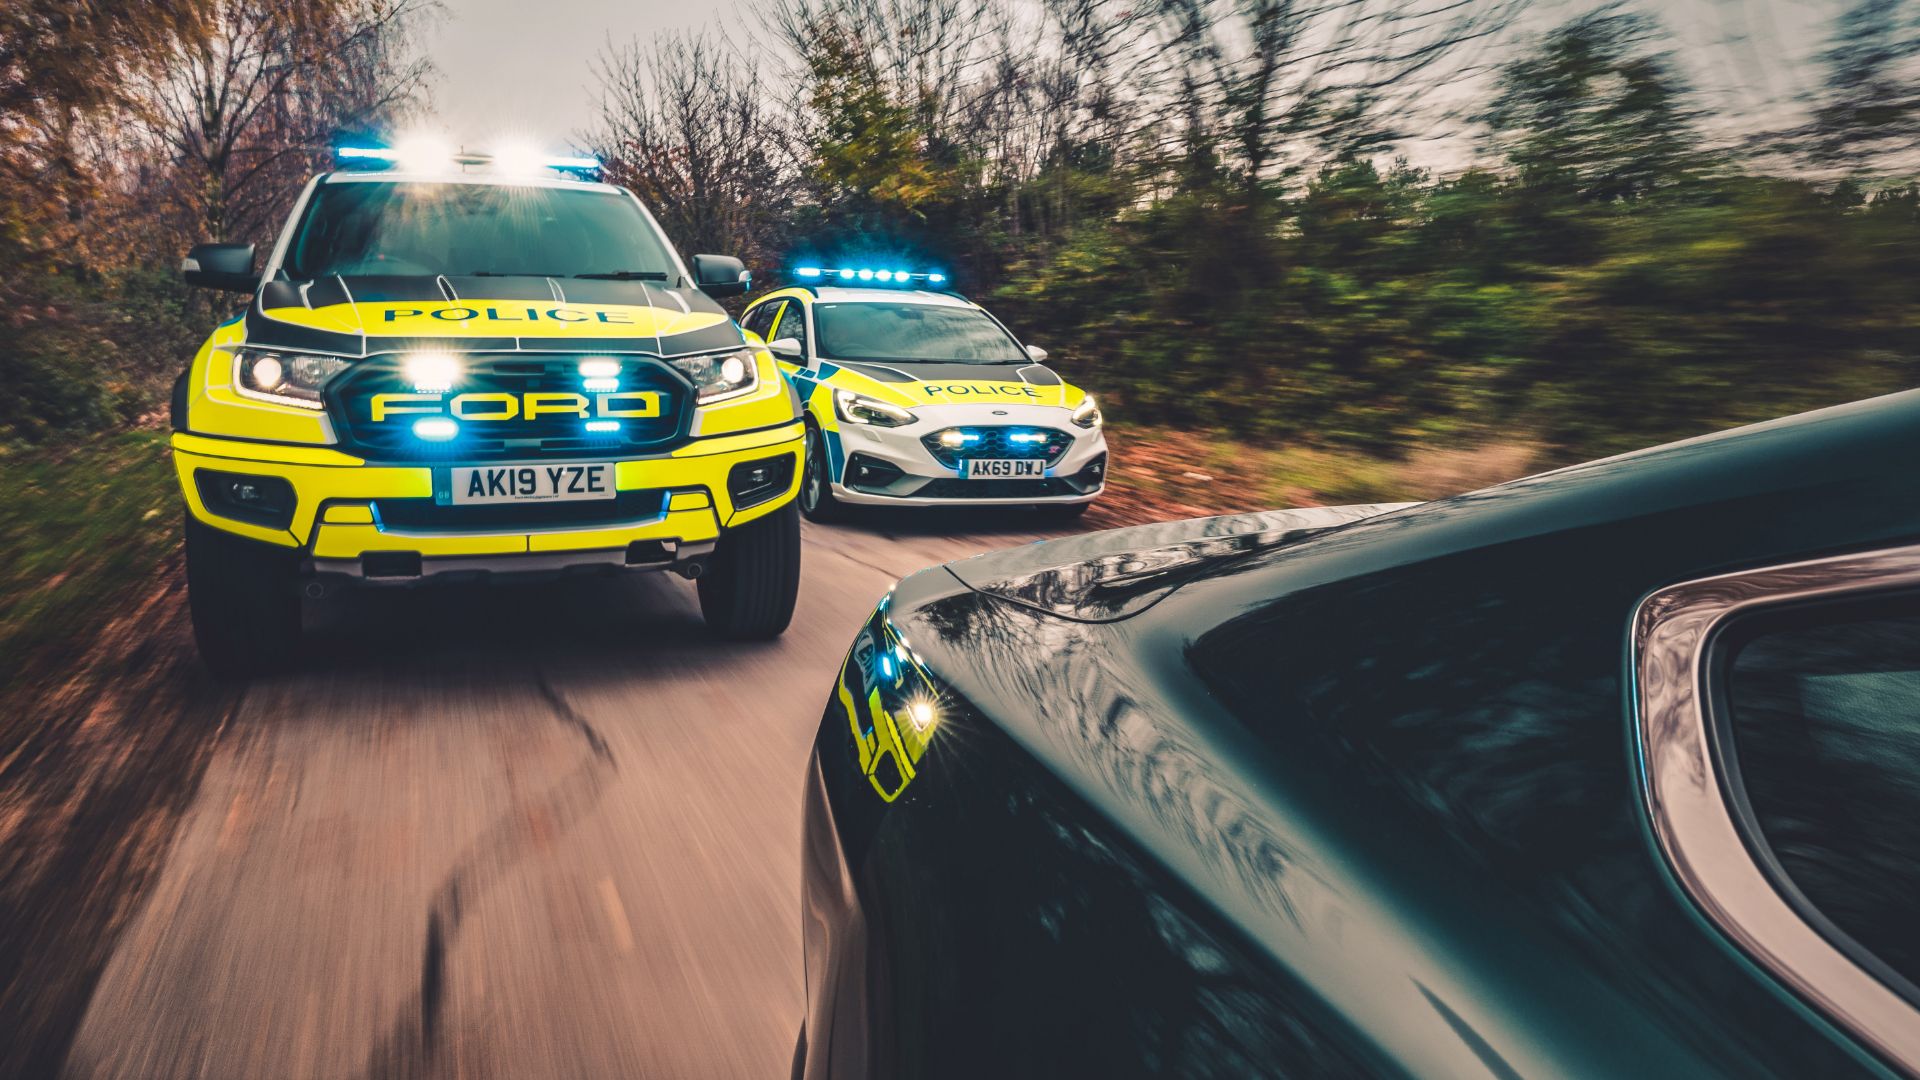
[176,304,802,558]
[832,608,943,802]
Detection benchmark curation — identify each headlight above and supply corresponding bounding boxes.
[232,349,349,410]
[835,390,914,428]
[671,347,760,405]
[1070,395,1101,429]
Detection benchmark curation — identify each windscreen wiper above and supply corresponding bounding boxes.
[466,271,566,277]
[574,270,670,280]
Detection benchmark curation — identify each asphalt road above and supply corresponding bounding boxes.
[60,510,1071,1080]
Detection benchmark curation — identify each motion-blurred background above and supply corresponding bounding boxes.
[3,3,1918,1074]
[7,0,1919,462]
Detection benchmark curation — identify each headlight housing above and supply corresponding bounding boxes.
[835,390,914,428]
[1070,395,1101,429]
[231,349,349,410]
[671,347,760,405]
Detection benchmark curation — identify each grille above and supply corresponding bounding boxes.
[328,354,690,462]
[370,489,668,531]
[915,478,1076,499]
[921,426,1074,469]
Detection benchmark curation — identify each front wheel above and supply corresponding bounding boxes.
[184,514,303,679]
[799,426,843,522]
[699,502,801,640]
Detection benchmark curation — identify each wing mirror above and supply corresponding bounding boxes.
[765,336,804,361]
[181,243,258,294]
[1025,344,1049,363]
[691,254,750,298]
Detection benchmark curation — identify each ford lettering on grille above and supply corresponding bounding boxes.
[329,354,689,461]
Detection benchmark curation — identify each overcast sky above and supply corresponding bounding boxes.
[424,0,754,151]
[422,0,1837,165]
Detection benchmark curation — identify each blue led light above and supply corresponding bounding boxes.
[880,656,895,678]
[338,146,397,161]
[585,420,620,433]
[802,266,948,287]
[1009,431,1047,444]
[412,417,457,441]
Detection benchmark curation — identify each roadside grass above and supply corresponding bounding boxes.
[1090,424,1544,528]
[0,433,180,693]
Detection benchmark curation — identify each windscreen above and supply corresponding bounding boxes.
[282,181,676,280]
[814,302,1027,363]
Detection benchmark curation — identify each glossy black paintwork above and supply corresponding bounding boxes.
[801,391,1920,1079]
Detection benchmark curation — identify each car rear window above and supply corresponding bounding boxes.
[1725,604,1920,994]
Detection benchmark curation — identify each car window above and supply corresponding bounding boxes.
[814,302,1025,363]
[1724,604,1920,994]
[742,300,780,342]
[284,181,676,280]
[775,300,811,360]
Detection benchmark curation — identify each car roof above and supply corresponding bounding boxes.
[319,171,621,194]
[1189,388,1920,625]
[804,288,973,307]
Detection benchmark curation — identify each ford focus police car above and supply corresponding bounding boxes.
[739,271,1106,520]
[171,144,804,676]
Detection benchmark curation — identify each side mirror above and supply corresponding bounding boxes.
[1025,344,1048,363]
[691,254,750,298]
[181,243,258,293]
[765,336,804,361]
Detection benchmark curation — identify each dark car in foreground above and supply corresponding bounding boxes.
[796,391,1920,1078]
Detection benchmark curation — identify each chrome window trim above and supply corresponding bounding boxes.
[1634,544,1920,1077]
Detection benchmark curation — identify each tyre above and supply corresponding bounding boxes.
[799,424,843,522]
[699,502,802,639]
[184,514,303,679]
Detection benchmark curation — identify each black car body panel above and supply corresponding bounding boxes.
[800,391,1920,1078]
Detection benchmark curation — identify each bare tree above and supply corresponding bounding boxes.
[588,31,800,267]
[140,0,436,246]
[0,1,211,264]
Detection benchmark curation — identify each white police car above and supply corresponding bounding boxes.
[741,270,1107,520]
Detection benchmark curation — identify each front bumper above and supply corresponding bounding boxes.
[172,422,803,581]
[826,403,1107,507]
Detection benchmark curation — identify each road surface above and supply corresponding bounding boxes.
[61,511,1072,1080]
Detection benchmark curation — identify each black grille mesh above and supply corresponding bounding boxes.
[921,426,1074,469]
[328,353,689,462]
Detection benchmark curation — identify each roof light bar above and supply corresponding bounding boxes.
[334,145,602,176]
[796,266,947,286]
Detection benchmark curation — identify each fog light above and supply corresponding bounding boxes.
[412,417,458,440]
[938,430,967,448]
[405,352,459,393]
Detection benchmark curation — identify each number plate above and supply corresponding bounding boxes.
[962,459,1045,479]
[447,463,617,504]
